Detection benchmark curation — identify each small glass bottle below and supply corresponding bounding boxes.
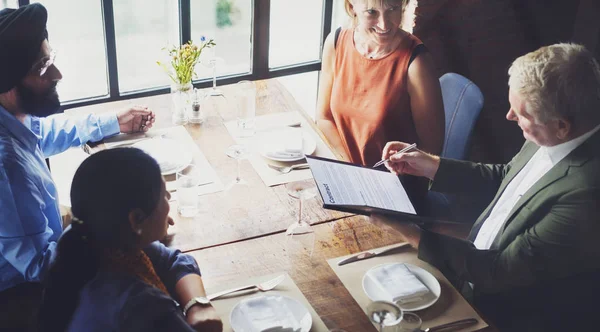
[189,88,204,124]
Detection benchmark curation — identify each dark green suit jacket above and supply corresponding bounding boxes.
[418,130,600,331]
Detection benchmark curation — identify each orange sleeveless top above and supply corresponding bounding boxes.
[331,29,423,166]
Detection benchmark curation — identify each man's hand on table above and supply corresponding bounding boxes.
[186,304,223,332]
[369,214,422,249]
[382,141,440,180]
[117,105,156,133]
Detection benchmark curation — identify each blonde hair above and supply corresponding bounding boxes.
[344,0,410,28]
[508,43,600,127]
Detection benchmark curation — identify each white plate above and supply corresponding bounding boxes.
[362,263,441,311]
[259,133,317,162]
[230,295,312,332]
[131,138,193,175]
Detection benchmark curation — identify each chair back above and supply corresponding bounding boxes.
[425,74,484,221]
[439,73,484,160]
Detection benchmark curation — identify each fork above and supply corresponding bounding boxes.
[207,274,285,301]
[268,163,310,174]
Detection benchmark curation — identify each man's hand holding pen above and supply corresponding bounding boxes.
[382,141,441,180]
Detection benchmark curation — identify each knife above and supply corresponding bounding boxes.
[419,318,478,332]
[337,242,411,266]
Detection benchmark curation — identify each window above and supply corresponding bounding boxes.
[269,0,324,68]
[113,0,179,92]
[8,1,335,109]
[332,0,350,31]
[35,0,108,101]
[191,0,253,81]
[0,0,18,9]
[277,71,320,120]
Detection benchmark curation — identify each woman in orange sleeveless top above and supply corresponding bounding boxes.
[316,0,444,209]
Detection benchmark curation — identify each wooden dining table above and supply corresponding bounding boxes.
[50,79,493,331]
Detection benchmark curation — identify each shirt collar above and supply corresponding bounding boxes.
[0,104,40,152]
[543,123,600,165]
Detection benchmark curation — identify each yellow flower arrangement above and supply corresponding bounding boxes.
[157,37,216,85]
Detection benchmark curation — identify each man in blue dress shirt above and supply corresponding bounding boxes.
[0,4,156,329]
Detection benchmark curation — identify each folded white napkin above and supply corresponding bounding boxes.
[240,296,302,332]
[284,133,303,153]
[366,264,430,304]
[265,135,303,159]
[157,160,178,172]
[265,150,303,159]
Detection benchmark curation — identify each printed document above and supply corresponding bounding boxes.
[306,156,416,215]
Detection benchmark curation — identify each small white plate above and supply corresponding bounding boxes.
[362,263,441,311]
[230,295,312,332]
[131,138,193,175]
[259,133,317,162]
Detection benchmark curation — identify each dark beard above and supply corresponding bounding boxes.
[16,81,61,117]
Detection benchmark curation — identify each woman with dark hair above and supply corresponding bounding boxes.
[38,148,222,332]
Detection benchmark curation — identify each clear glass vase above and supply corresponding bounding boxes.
[170,82,193,125]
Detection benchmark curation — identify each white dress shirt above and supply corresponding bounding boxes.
[473,124,600,250]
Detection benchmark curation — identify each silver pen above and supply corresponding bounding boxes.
[373,143,417,168]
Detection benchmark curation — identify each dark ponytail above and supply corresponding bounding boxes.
[38,219,97,332]
[38,148,163,331]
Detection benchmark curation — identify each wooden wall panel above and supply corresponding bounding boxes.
[412,0,585,163]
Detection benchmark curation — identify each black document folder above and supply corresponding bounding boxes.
[305,155,426,224]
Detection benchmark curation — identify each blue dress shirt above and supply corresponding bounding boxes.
[0,105,120,291]
[67,241,200,332]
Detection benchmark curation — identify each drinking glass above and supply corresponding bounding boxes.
[396,312,422,332]
[285,181,317,235]
[283,181,317,265]
[235,80,256,137]
[225,144,248,190]
[176,165,202,217]
[284,225,316,265]
[366,301,403,332]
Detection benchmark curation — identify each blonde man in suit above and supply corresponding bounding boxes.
[371,43,600,331]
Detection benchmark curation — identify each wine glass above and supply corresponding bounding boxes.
[201,55,226,97]
[366,301,403,332]
[176,164,202,217]
[285,181,317,235]
[235,80,256,138]
[225,144,248,190]
[396,312,422,332]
